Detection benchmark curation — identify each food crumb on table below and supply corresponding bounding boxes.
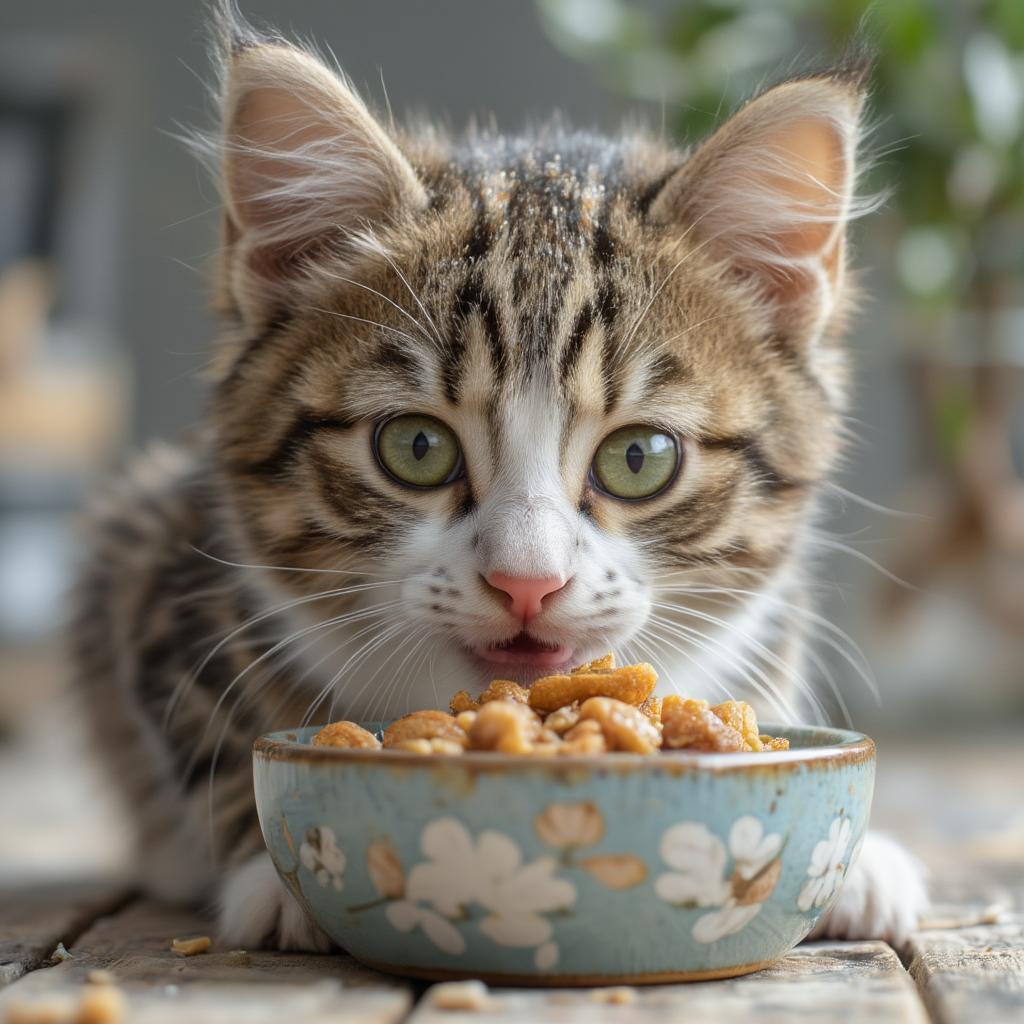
[170,935,211,956]
[76,982,126,1024]
[590,986,637,1004]
[3,997,76,1024]
[48,943,72,964]
[429,979,494,1010]
[3,979,126,1024]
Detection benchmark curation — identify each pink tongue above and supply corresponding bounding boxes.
[479,634,574,667]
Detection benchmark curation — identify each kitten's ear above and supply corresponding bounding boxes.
[217,36,426,322]
[647,70,869,340]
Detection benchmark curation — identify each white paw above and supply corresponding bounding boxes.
[810,831,928,945]
[218,852,334,952]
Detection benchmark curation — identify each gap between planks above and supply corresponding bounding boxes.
[0,895,929,1024]
[0,897,413,1024]
[3,893,1023,1023]
[0,885,130,987]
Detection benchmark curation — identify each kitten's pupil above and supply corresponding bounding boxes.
[412,431,430,461]
[626,443,645,475]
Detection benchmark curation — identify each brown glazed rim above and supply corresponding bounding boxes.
[360,954,782,986]
[254,724,875,774]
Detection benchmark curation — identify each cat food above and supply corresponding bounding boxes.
[3,980,126,1024]
[428,979,494,1011]
[527,661,657,712]
[382,710,468,749]
[170,936,211,956]
[311,721,381,750]
[448,678,529,713]
[312,655,788,756]
[577,697,661,754]
[76,982,126,1024]
[662,696,745,752]
[467,700,545,754]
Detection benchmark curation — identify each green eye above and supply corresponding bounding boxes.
[374,414,463,488]
[592,425,680,500]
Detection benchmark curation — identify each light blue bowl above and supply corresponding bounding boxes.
[254,724,874,985]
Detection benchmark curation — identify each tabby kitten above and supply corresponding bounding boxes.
[72,9,926,950]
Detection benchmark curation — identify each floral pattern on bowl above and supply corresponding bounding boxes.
[254,724,874,985]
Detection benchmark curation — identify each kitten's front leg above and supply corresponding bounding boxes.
[219,852,334,952]
[810,830,928,945]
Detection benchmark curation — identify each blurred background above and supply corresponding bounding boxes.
[0,0,1021,888]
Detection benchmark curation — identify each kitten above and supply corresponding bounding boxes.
[72,7,926,951]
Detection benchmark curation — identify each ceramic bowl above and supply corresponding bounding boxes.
[254,724,874,985]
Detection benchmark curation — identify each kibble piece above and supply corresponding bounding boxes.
[543,703,580,735]
[171,936,211,956]
[761,734,790,751]
[712,700,764,751]
[448,690,479,715]
[467,700,542,754]
[312,721,381,750]
[392,738,432,754]
[578,696,661,754]
[559,719,607,755]
[528,741,562,756]
[662,697,744,752]
[50,942,72,964]
[454,709,477,732]
[4,997,76,1024]
[638,695,662,724]
[528,662,657,712]
[394,737,465,755]
[430,979,493,1010]
[426,738,464,756]
[591,986,636,1005]
[571,653,615,673]
[382,710,467,749]
[479,679,530,704]
[77,983,126,1024]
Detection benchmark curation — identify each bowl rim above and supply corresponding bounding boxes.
[254,723,875,774]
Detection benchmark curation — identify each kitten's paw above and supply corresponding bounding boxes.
[219,852,334,952]
[810,831,928,945]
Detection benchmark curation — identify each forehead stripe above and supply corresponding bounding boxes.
[591,219,615,268]
[559,300,595,385]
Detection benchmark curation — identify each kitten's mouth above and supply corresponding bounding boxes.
[476,633,575,669]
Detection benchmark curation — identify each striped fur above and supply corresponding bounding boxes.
[71,12,888,946]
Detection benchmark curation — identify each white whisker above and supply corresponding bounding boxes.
[165,578,399,724]
[646,613,805,723]
[650,603,825,722]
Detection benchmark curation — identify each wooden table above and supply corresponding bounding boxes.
[2,736,1022,1023]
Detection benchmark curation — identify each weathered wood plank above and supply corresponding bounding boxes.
[0,899,413,1023]
[0,885,128,986]
[905,915,1024,1024]
[409,941,927,1023]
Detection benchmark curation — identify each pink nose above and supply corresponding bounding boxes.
[486,573,566,622]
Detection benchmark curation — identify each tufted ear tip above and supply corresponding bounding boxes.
[213,30,426,322]
[647,71,872,337]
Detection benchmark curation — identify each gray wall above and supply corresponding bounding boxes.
[0,0,636,444]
